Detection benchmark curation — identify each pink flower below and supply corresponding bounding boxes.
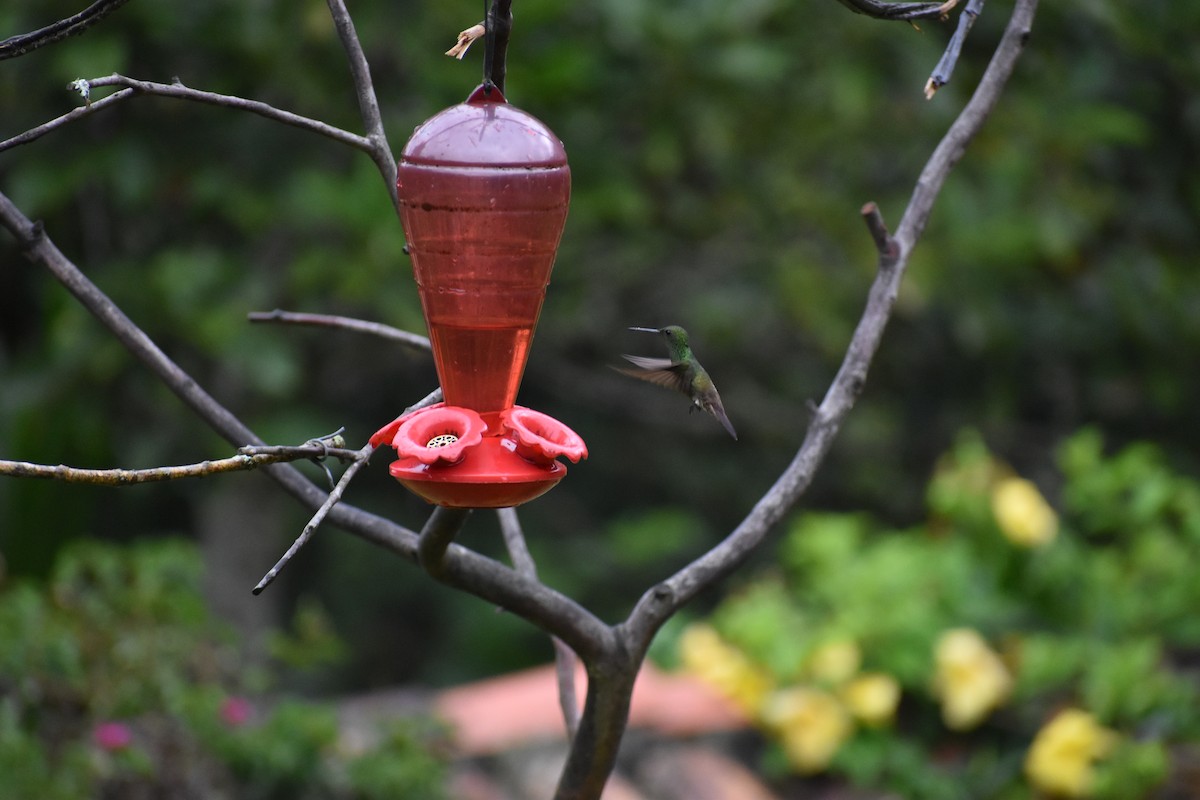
[219,696,253,727]
[92,721,133,751]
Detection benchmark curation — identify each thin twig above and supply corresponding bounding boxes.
[499,507,581,738]
[406,387,445,413]
[2,75,372,156]
[324,0,398,211]
[861,201,899,261]
[248,309,431,350]
[834,0,959,22]
[498,507,537,574]
[252,442,376,595]
[0,442,355,485]
[0,88,135,154]
[926,0,985,98]
[94,74,372,149]
[251,391,440,594]
[0,0,132,61]
[551,639,582,739]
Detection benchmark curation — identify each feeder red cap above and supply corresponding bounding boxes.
[402,84,567,168]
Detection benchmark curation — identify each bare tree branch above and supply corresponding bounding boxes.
[620,0,1038,656]
[324,0,398,212]
[834,0,959,22]
[860,201,900,259]
[110,74,370,148]
[247,309,431,351]
[0,438,355,485]
[547,4,1043,795]
[0,0,132,61]
[926,0,986,98]
[0,75,372,156]
[417,506,472,577]
[895,12,1038,250]
[253,441,377,595]
[0,186,610,660]
[0,88,135,154]
[1,0,1042,795]
[499,507,582,739]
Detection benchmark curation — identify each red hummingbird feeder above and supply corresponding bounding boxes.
[369,83,587,508]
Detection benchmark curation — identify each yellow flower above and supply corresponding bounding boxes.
[841,672,901,728]
[1025,709,1118,797]
[934,628,1013,730]
[761,687,852,773]
[807,639,862,685]
[992,476,1058,547]
[678,624,773,715]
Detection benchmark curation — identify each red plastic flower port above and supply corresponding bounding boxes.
[391,405,486,465]
[501,407,588,466]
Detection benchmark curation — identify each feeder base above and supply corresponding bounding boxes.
[387,436,566,508]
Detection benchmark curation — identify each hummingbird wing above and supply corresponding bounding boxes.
[617,355,691,394]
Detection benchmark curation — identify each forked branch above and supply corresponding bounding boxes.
[623,0,1040,653]
[0,1,1042,797]
[0,75,372,156]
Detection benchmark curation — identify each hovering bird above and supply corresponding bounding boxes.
[618,325,738,440]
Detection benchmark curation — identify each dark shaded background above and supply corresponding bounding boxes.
[2,0,1197,689]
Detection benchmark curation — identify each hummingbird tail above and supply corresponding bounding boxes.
[710,405,738,441]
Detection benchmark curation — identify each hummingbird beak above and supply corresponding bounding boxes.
[628,326,660,334]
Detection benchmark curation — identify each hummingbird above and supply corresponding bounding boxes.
[618,325,738,440]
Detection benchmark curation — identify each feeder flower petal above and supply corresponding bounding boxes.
[1025,709,1118,797]
[392,405,486,465]
[934,628,1012,730]
[501,407,588,465]
[369,403,444,449]
[992,476,1058,547]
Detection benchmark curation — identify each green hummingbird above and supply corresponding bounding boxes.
[618,325,738,440]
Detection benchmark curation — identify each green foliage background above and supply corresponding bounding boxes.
[2,0,1199,695]
[680,430,1200,797]
[0,538,447,798]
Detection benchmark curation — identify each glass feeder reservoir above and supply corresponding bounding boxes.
[370,84,587,507]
